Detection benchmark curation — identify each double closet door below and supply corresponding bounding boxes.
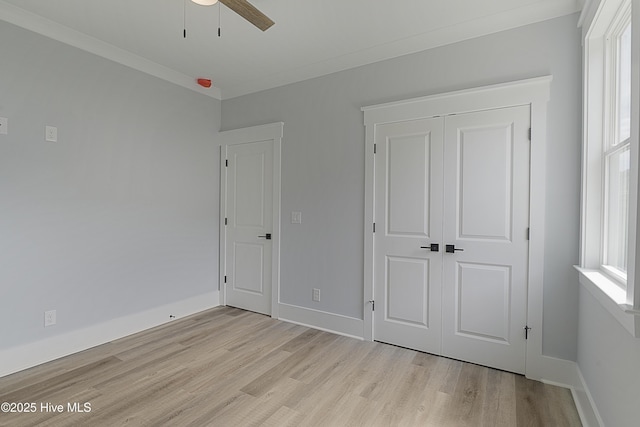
[373,105,530,374]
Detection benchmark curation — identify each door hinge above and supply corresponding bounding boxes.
[225,159,228,167]
[528,128,532,141]
[526,227,530,240]
[224,275,227,283]
[373,223,376,233]
[225,218,228,225]
[369,300,375,311]
[524,325,531,339]
[373,144,377,154]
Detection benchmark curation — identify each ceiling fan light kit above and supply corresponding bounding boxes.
[191,0,218,6]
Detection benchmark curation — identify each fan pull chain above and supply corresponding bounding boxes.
[218,1,221,37]
[183,0,187,38]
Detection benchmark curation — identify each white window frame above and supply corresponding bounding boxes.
[602,5,631,284]
[578,0,640,337]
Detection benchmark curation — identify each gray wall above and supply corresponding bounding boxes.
[222,14,582,360]
[577,289,640,427]
[0,21,221,349]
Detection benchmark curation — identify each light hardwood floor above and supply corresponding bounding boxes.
[0,307,581,426]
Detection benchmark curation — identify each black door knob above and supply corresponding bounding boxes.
[420,243,439,252]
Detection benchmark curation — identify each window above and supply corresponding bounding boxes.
[579,0,640,336]
[603,11,631,285]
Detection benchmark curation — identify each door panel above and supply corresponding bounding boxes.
[456,262,511,342]
[374,118,443,354]
[387,134,431,236]
[234,151,267,228]
[386,256,430,326]
[457,125,513,240]
[233,243,264,294]
[442,106,530,374]
[226,139,273,315]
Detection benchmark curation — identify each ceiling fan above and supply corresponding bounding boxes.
[191,0,274,31]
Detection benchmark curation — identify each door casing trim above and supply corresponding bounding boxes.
[219,122,283,318]
[362,76,552,380]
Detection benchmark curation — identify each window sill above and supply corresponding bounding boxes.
[575,266,640,338]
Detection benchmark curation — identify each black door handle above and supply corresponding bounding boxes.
[258,233,272,240]
[445,244,464,253]
[420,243,439,252]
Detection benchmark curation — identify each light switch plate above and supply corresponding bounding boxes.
[0,117,7,135]
[45,126,57,142]
[291,211,302,224]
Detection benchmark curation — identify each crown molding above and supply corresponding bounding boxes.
[220,1,581,99]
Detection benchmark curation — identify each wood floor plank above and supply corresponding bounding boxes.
[0,307,582,427]
[0,356,122,403]
[546,381,582,426]
[239,331,339,397]
[482,368,518,426]
[445,363,488,426]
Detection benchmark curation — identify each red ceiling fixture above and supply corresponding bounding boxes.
[197,78,212,88]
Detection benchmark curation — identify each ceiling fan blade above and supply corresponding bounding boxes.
[220,0,275,31]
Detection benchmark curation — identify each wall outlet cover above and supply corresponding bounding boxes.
[45,126,57,142]
[44,310,57,327]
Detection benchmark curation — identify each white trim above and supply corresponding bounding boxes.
[573,366,606,427]
[0,1,221,99]
[580,0,640,335]
[579,0,603,33]
[363,123,375,341]
[628,0,640,310]
[219,122,283,318]
[537,355,581,389]
[362,76,552,381]
[278,303,364,340]
[532,355,602,427]
[576,266,640,336]
[362,76,552,124]
[0,292,219,378]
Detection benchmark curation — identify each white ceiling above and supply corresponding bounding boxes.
[0,0,582,100]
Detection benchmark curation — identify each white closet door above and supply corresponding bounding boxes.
[372,105,531,374]
[441,105,531,374]
[373,117,444,354]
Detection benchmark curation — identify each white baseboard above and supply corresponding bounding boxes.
[534,355,601,427]
[277,303,364,340]
[572,367,604,427]
[537,354,581,387]
[0,291,219,378]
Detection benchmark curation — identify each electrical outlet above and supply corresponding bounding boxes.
[0,117,7,135]
[312,288,320,302]
[45,126,57,142]
[44,310,56,327]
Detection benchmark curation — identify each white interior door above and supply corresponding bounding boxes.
[441,106,530,374]
[373,105,530,374]
[225,139,274,315]
[373,117,444,353]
